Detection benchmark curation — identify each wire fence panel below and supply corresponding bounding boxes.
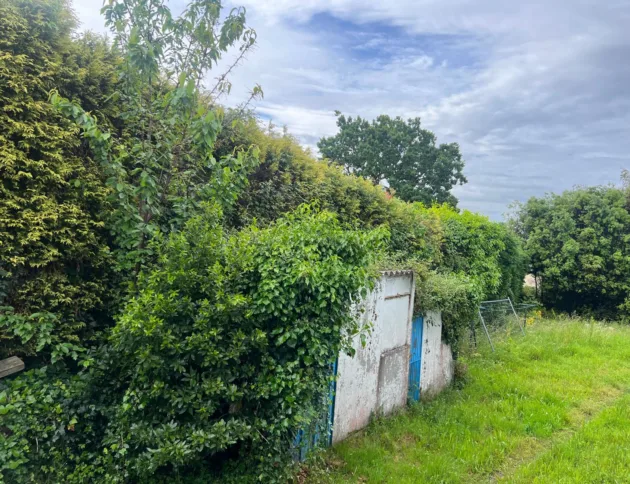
[470,298,541,351]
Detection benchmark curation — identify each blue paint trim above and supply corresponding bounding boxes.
[408,316,424,402]
[292,359,338,461]
[328,359,338,446]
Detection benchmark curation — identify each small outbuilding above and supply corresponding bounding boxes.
[331,270,454,444]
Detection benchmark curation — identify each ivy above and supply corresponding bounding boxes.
[0,207,386,482]
[0,307,84,363]
[414,270,482,355]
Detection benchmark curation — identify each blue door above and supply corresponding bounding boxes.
[408,316,423,402]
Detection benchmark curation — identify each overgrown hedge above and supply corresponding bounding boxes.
[0,0,120,360]
[220,123,526,350]
[0,1,527,482]
[0,207,384,482]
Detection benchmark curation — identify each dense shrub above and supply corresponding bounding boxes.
[429,205,525,300]
[514,186,630,318]
[414,270,482,354]
[0,207,385,483]
[0,0,120,359]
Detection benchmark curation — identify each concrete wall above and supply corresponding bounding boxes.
[331,275,456,444]
[420,310,454,397]
[332,271,415,443]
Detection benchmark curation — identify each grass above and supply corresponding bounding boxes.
[307,318,630,483]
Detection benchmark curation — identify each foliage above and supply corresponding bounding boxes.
[51,0,261,277]
[0,307,84,364]
[0,0,119,359]
[429,205,526,301]
[318,112,467,206]
[217,119,524,350]
[0,207,385,483]
[316,319,630,482]
[219,116,523,303]
[513,186,630,318]
[414,270,482,353]
[218,119,446,262]
[0,3,529,482]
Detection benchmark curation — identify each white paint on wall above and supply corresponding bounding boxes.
[332,272,415,444]
[376,346,409,415]
[420,310,454,397]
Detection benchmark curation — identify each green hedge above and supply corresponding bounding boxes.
[0,0,120,359]
[0,207,385,482]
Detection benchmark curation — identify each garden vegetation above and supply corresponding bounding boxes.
[513,183,630,319]
[0,0,526,481]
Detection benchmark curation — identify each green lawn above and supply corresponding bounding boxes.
[309,319,630,483]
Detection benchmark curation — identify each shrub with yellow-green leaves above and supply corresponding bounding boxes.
[0,0,120,359]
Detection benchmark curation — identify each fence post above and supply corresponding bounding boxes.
[508,297,525,335]
[478,310,495,352]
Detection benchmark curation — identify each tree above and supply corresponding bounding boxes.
[513,186,630,317]
[52,0,262,277]
[318,112,467,206]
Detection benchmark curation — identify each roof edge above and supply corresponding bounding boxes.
[379,269,414,277]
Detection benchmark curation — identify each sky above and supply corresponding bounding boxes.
[74,0,630,220]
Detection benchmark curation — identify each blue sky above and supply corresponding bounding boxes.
[75,0,630,219]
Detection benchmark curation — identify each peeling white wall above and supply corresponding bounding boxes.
[332,272,414,444]
[331,276,456,445]
[420,311,454,398]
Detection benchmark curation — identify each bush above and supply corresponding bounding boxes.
[514,186,630,318]
[414,270,482,354]
[0,206,385,483]
[429,205,525,301]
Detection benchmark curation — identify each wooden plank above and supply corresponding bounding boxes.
[0,356,25,379]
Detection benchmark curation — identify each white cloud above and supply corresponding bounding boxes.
[72,0,630,218]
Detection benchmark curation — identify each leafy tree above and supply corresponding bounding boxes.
[430,205,526,300]
[513,186,630,318]
[51,0,262,277]
[318,112,467,206]
[0,0,120,359]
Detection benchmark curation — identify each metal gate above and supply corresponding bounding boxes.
[408,316,423,402]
